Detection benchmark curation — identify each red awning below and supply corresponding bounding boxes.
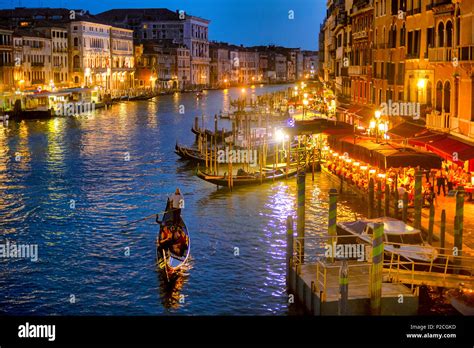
[425,137,474,162]
[408,131,447,148]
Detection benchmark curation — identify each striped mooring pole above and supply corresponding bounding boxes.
[338,260,349,315]
[328,188,339,263]
[286,216,294,287]
[414,171,423,229]
[297,170,306,263]
[370,222,384,315]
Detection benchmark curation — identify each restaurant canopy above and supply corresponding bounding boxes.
[387,122,426,139]
[328,135,442,170]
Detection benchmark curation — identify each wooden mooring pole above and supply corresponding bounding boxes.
[440,209,446,252]
[368,178,374,219]
[428,202,435,244]
[455,187,465,258]
[338,260,348,316]
[286,216,294,288]
[297,170,306,263]
[414,171,423,229]
[370,222,384,316]
[328,188,338,263]
[402,192,408,223]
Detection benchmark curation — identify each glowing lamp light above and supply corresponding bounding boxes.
[224,79,228,83]
[303,99,309,106]
[332,153,339,157]
[375,110,381,119]
[369,120,376,129]
[378,173,386,179]
[304,93,308,99]
[274,129,286,142]
[360,166,368,171]
[241,88,246,93]
[354,162,360,167]
[378,123,386,132]
[345,158,352,163]
[369,169,376,174]
[417,78,426,89]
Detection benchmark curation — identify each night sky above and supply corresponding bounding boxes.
[0,0,325,50]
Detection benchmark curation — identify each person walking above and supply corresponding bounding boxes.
[436,170,446,196]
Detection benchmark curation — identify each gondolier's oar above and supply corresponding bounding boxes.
[162,249,170,282]
[121,208,180,227]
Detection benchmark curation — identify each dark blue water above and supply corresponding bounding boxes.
[0,86,364,315]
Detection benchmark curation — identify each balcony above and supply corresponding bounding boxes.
[428,47,453,62]
[31,62,45,67]
[426,111,451,131]
[348,65,368,76]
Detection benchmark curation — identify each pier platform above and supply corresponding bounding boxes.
[288,260,418,315]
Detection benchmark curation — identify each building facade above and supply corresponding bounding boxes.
[110,26,134,92]
[0,28,14,94]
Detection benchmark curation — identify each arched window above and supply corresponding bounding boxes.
[400,22,406,46]
[444,81,451,113]
[436,81,443,112]
[426,81,432,107]
[438,22,445,47]
[73,55,80,69]
[446,21,453,48]
[73,37,78,47]
[74,76,79,84]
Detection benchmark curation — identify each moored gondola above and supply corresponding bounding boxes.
[175,143,206,162]
[156,199,190,281]
[196,166,299,188]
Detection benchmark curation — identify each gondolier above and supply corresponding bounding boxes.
[169,188,184,224]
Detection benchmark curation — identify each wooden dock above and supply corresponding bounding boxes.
[288,260,418,315]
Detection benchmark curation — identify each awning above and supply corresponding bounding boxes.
[328,135,442,170]
[388,122,426,139]
[425,137,474,162]
[408,131,447,148]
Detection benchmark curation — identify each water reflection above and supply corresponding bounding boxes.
[1,85,376,315]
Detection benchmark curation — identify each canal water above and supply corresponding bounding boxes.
[0,86,452,315]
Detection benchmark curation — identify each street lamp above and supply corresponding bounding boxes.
[417,78,425,103]
[303,99,309,120]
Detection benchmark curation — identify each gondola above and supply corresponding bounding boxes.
[196,166,299,188]
[156,199,190,281]
[191,125,232,141]
[175,143,205,162]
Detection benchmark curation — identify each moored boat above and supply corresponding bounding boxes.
[196,166,298,188]
[337,217,439,264]
[175,143,205,162]
[156,199,190,281]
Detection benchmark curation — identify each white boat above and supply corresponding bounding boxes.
[337,217,439,263]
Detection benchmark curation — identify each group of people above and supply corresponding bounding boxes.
[157,188,188,257]
[325,154,472,207]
